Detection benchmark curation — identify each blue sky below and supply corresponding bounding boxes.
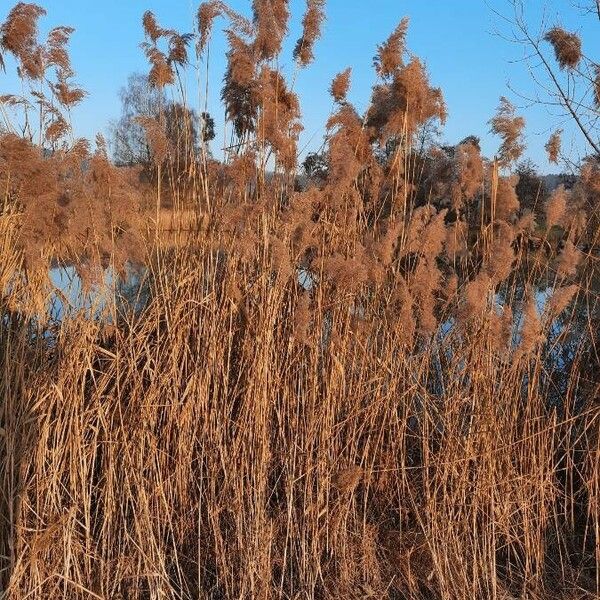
[2,1,599,172]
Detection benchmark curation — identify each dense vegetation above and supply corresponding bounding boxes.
[0,1,599,598]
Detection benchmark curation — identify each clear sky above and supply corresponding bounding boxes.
[2,1,599,172]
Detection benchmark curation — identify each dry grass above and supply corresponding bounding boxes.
[0,2,599,599]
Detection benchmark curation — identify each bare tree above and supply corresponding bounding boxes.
[498,0,600,159]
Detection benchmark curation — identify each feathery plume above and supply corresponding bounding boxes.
[545,130,562,164]
[459,272,491,322]
[490,304,513,356]
[332,466,362,493]
[136,116,169,164]
[0,2,46,79]
[293,0,325,66]
[222,30,257,137]
[495,175,520,221]
[485,221,515,284]
[545,284,578,320]
[518,290,544,357]
[544,185,567,230]
[145,46,174,88]
[374,17,409,78]
[197,1,222,54]
[330,68,352,104]
[490,97,525,168]
[293,291,311,344]
[544,27,582,70]
[46,26,74,72]
[0,3,45,57]
[142,11,163,43]
[387,276,415,346]
[252,0,290,60]
[444,219,469,260]
[556,240,581,278]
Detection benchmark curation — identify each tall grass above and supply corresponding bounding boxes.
[0,2,599,598]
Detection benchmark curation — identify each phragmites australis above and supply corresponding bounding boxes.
[545,284,578,321]
[489,304,514,356]
[374,17,409,79]
[293,0,325,67]
[544,26,582,70]
[494,175,520,221]
[0,2,46,79]
[459,272,491,323]
[544,185,567,230]
[517,290,544,358]
[485,221,515,284]
[252,0,290,60]
[293,291,312,344]
[368,57,447,142]
[332,465,363,493]
[222,30,258,137]
[556,240,582,278]
[545,130,562,164]
[454,141,484,205]
[256,66,302,170]
[136,116,170,164]
[197,1,222,54]
[490,97,525,168]
[142,10,163,44]
[330,68,352,104]
[46,26,74,73]
[445,219,469,260]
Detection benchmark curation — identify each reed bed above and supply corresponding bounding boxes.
[0,2,599,598]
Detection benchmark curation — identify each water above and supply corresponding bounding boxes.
[48,263,148,323]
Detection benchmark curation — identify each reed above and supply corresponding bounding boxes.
[0,2,598,598]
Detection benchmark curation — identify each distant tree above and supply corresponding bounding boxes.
[110,72,215,170]
[503,1,600,158]
[515,159,547,212]
[109,73,163,167]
